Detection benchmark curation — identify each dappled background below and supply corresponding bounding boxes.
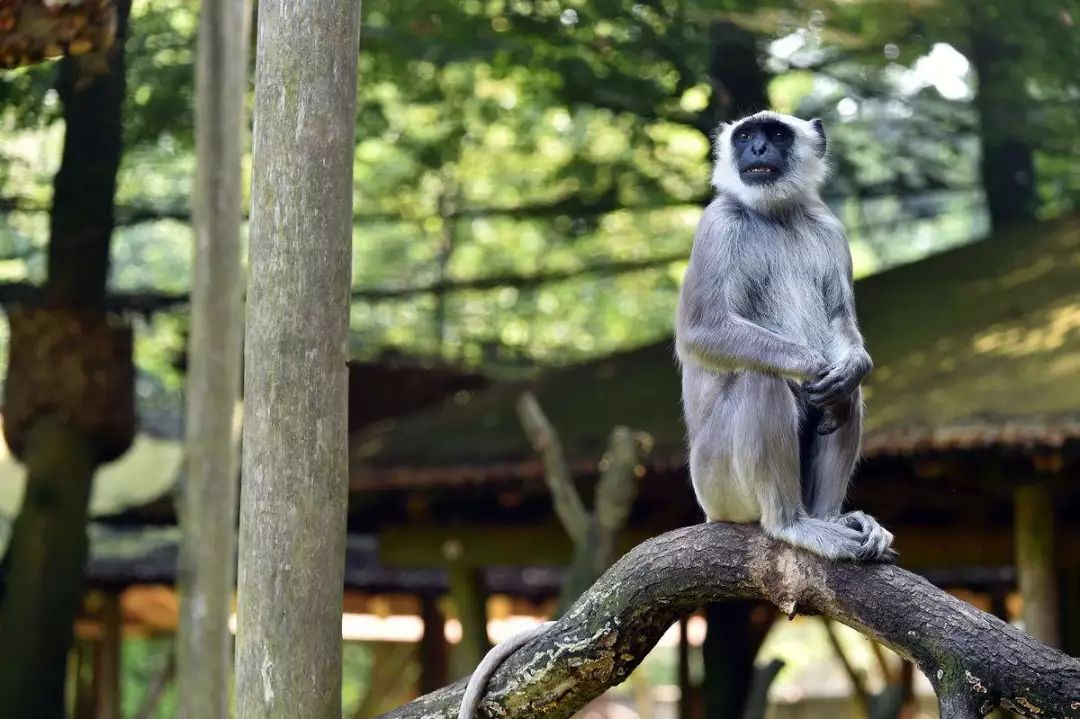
[0,0,1078,717]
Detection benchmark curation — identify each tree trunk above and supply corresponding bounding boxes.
[702,600,771,718]
[702,21,770,133]
[969,20,1038,230]
[46,0,131,309]
[0,418,97,717]
[233,0,361,716]
[380,523,1080,719]
[177,0,252,712]
[0,2,132,714]
[175,0,251,716]
[1014,485,1060,648]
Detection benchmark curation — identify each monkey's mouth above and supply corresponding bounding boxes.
[741,163,780,183]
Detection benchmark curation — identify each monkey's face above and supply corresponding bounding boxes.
[710,111,828,212]
[729,119,794,186]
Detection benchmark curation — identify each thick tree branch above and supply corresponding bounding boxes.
[380,523,1080,719]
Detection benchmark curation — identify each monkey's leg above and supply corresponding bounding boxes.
[735,377,867,561]
[802,395,861,517]
[804,392,895,561]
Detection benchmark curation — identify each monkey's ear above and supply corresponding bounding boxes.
[712,121,730,143]
[810,118,827,158]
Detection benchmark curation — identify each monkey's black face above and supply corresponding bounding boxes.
[730,120,795,185]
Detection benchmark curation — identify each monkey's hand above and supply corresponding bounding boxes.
[817,395,853,435]
[804,350,872,408]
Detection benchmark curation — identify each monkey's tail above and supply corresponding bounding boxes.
[457,620,555,719]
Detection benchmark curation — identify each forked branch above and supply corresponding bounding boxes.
[380,523,1080,719]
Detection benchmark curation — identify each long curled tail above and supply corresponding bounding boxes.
[457,620,555,719]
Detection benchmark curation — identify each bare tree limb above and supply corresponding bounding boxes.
[515,392,589,544]
[586,426,649,576]
[379,523,1080,719]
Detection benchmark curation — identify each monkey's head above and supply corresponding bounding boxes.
[711,111,828,212]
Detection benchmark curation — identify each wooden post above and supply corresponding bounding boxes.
[420,595,449,694]
[1061,569,1080,657]
[94,593,122,719]
[447,564,489,679]
[233,0,361,714]
[1014,484,1060,647]
[176,0,251,716]
[72,638,97,719]
[677,617,691,719]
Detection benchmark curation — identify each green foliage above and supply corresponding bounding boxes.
[0,0,1077,373]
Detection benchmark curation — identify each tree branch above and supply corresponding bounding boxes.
[515,392,589,544]
[379,523,1080,719]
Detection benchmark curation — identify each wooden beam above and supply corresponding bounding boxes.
[379,524,1080,571]
[1014,484,1061,647]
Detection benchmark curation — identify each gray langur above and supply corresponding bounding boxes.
[455,111,895,719]
[676,110,895,561]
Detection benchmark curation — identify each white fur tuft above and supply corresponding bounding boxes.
[710,111,829,214]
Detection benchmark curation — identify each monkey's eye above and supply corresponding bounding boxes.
[735,131,752,142]
[771,130,786,140]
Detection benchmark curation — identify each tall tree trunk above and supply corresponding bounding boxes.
[0,2,132,716]
[969,18,1038,230]
[0,419,97,717]
[175,0,251,716]
[702,21,770,134]
[233,0,361,716]
[45,0,130,309]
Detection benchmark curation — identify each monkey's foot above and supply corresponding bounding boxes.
[836,511,896,562]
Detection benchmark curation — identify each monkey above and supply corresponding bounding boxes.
[454,111,894,719]
[675,110,895,562]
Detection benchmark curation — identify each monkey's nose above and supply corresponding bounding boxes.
[751,143,767,156]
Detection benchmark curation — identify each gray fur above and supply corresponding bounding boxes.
[677,111,894,562]
[457,621,554,719]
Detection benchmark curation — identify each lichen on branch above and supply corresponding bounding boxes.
[381,523,1080,719]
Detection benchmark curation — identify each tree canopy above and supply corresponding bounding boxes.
[1,0,1077,378]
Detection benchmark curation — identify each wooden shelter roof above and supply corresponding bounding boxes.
[352,215,1080,489]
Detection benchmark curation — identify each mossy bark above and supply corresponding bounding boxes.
[175,0,251,716]
[233,0,361,716]
[381,523,1080,719]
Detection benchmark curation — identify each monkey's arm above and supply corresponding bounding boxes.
[678,315,826,382]
[806,252,872,406]
[677,209,826,381]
